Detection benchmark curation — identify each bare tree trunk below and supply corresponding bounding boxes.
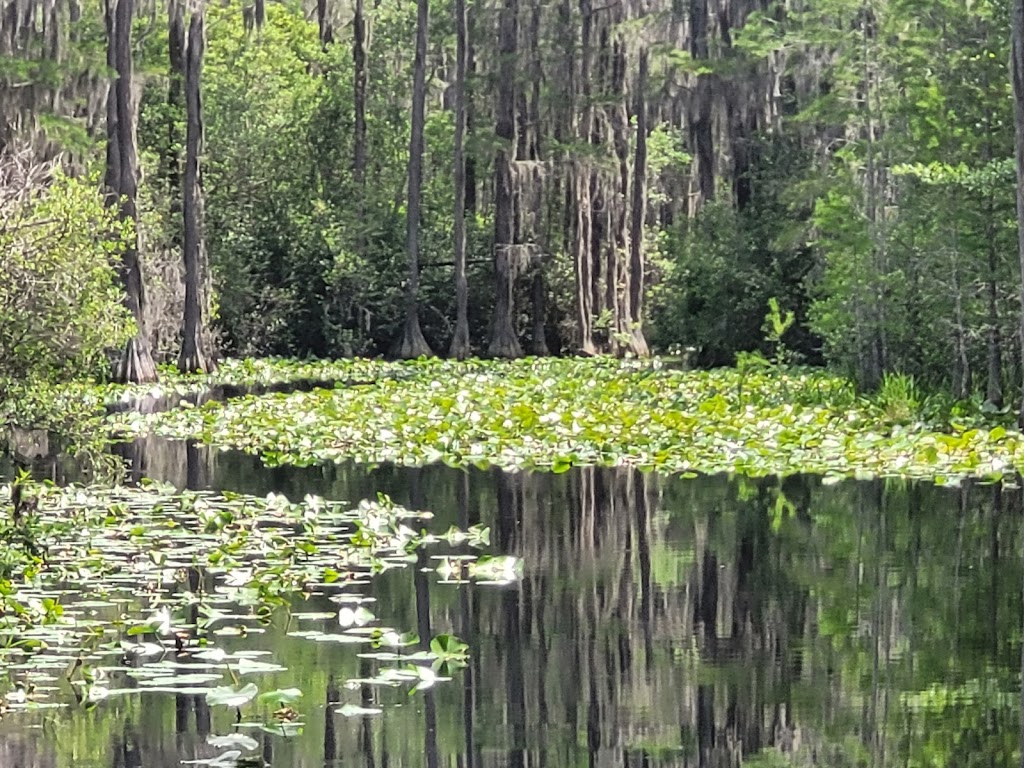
[106,0,157,383]
[178,2,213,373]
[353,0,367,187]
[689,0,714,210]
[627,48,650,356]
[530,269,549,354]
[351,0,368,271]
[986,218,1003,407]
[526,0,548,356]
[164,0,185,190]
[488,0,523,358]
[1012,0,1024,424]
[609,35,630,355]
[448,0,471,359]
[392,0,433,358]
[464,4,477,214]
[316,0,333,45]
[574,0,597,355]
[574,164,596,354]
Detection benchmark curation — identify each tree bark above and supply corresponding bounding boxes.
[609,36,630,355]
[1012,0,1024,423]
[178,2,214,373]
[353,0,367,187]
[316,0,333,45]
[392,0,433,358]
[689,0,714,210]
[530,269,549,354]
[464,4,477,214]
[164,0,185,191]
[986,214,1003,407]
[448,0,471,359]
[106,0,157,383]
[574,0,597,354]
[487,0,523,358]
[627,48,650,356]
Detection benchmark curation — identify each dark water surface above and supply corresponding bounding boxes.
[1,437,1022,767]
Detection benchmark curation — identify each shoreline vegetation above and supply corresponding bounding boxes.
[6,356,1024,485]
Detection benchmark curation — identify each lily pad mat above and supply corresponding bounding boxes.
[114,358,1022,481]
[0,481,505,715]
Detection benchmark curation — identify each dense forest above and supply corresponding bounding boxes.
[5,0,1024,399]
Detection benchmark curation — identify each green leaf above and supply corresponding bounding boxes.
[257,688,303,704]
[206,683,259,708]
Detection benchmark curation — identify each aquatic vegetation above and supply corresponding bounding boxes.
[0,479,512,724]
[114,357,1024,481]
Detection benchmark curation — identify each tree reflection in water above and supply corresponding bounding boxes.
[0,443,1021,768]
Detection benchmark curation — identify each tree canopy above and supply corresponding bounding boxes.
[2,0,1024,404]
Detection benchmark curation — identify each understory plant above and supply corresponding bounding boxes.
[0,154,133,384]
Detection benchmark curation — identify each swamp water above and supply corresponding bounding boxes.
[1,436,1022,768]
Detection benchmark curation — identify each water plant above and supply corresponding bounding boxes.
[0,479,514,719]
[111,357,1024,482]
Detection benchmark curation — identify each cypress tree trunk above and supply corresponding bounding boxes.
[178,3,213,373]
[526,0,548,356]
[316,0,333,44]
[488,0,523,358]
[392,0,433,358]
[530,270,548,355]
[464,3,477,214]
[609,36,630,355]
[1012,0,1024,424]
[106,0,157,383]
[164,0,185,190]
[353,0,367,187]
[448,0,471,359]
[689,0,714,209]
[574,0,597,354]
[986,215,1003,407]
[627,48,650,357]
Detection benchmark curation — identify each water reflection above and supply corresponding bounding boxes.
[0,438,1021,767]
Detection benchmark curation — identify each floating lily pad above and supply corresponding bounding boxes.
[257,688,303,704]
[207,683,259,708]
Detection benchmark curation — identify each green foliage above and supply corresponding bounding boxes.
[649,201,774,364]
[113,357,1024,481]
[194,0,492,358]
[763,297,795,365]
[648,135,816,366]
[0,478,513,710]
[875,372,922,425]
[0,169,133,385]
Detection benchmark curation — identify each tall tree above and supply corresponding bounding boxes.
[164,0,186,191]
[353,0,367,189]
[391,0,433,358]
[573,0,597,355]
[106,0,157,383]
[488,0,523,358]
[448,0,471,359]
[688,0,714,209]
[1012,0,1024,424]
[178,0,214,373]
[627,48,650,356]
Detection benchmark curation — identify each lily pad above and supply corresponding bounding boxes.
[207,683,259,708]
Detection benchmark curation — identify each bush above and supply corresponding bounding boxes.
[0,153,133,386]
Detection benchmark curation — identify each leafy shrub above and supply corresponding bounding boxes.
[874,372,921,425]
[0,154,133,386]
